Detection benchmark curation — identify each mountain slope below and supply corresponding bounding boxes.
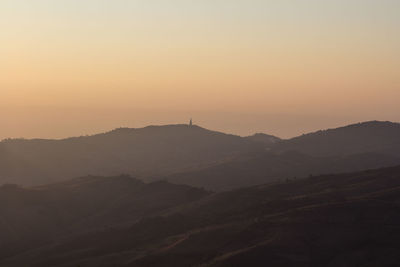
[2,120,400,190]
[167,150,400,191]
[273,120,400,157]
[3,166,400,266]
[0,175,207,260]
[0,125,259,185]
[244,133,281,147]
[166,121,400,191]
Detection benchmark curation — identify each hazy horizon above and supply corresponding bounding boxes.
[0,106,399,140]
[1,0,399,139]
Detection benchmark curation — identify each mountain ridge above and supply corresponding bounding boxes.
[273,120,400,156]
[2,165,400,266]
[1,120,400,190]
[0,124,260,185]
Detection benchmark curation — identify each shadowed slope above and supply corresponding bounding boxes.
[0,175,207,260]
[2,121,400,191]
[244,133,281,147]
[2,166,400,266]
[273,121,400,156]
[0,125,259,185]
[167,150,400,191]
[167,121,400,191]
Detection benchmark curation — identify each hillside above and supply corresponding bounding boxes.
[1,121,400,191]
[0,125,259,185]
[0,175,207,260]
[273,121,400,156]
[167,121,400,191]
[244,133,281,147]
[2,166,400,266]
[167,150,400,191]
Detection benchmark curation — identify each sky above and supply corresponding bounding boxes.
[1,0,399,139]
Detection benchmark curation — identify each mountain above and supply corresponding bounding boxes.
[0,125,260,185]
[2,165,400,266]
[167,150,400,191]
[167,121,400,191]
[2,121,400,190]
[0,175,207,261]
[244,133,281,147]
[273,121,400,157]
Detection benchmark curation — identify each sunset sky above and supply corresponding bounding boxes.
[1,0,399,139]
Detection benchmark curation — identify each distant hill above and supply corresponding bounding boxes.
[273,121,400,156]
[0,125,260,185]
[244,133,281,147]
[1,121,400,190]
[167,121,400,191]
[3,165,400,266]
[167,150,400,191]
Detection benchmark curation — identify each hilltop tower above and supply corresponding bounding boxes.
[189,118,193,126]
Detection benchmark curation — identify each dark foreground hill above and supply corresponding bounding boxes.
[0,176,207,261]
[2,166,400,266]
[0,124,259,185]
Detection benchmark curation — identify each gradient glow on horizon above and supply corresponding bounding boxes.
[1,0,399,138]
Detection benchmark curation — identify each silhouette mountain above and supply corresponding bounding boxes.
[0,124,259,185]
[273,120,400,156]
[1,121,400,191]
[167,121,400,190]
[2,165,400,266]
[0,175,207,261]
[167,150,400,191]
[244,133,281,147]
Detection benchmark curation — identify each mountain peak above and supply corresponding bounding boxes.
[342,120,399,129]
[274,120,400,157]
[0,123,259,186]
[245,133,281,147]
[102,124,212,136]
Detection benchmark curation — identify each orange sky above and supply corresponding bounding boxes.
[1,1,399,139]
